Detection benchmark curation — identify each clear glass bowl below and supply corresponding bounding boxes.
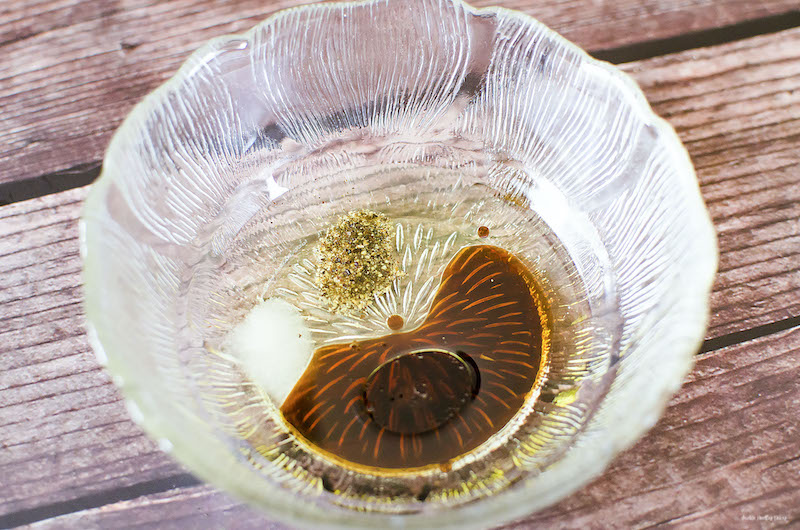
[81,0,717,527]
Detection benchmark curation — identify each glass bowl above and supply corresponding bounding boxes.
[81,0,717,527]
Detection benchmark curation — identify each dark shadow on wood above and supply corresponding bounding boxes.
[700,315,800,354]
[0,162,101,206]
[0,473,201,527]
[593,10,800,63]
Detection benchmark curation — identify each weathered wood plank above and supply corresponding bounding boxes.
[619,29,800,338]
[24,484,275,530]
[2,23,799,525]
[1,0,798,190]
[24,326,800,529]
[0,188,188,521]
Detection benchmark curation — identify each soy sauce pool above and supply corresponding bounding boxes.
[280,244,549,469]
[205,172,593,482]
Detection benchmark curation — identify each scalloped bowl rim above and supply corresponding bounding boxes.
[81,0,719,528]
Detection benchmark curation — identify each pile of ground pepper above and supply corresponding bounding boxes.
[315,209,403,314]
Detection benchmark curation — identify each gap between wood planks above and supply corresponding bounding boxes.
[0,474,201,528]
[699,315,800,354]
[0,10,799,206]
[592,9,800,63]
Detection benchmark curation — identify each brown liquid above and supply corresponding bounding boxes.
[281,244,548,470]
[386,314,404,331]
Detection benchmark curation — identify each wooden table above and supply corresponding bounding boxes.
[2,0,799,527]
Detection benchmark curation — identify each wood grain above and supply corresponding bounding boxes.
[1,17,799,529]
[25,326,800,529]
[620,29,800,338]
[0,188,187,521]
[24,484,273,530]
[1,0,798,189]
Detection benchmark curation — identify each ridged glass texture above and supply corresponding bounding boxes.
[81,0,717,528]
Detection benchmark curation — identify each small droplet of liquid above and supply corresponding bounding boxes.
[477,226,490,238]
[387,314,404,331]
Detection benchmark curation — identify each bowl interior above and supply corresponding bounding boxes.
[82,0,716,527]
